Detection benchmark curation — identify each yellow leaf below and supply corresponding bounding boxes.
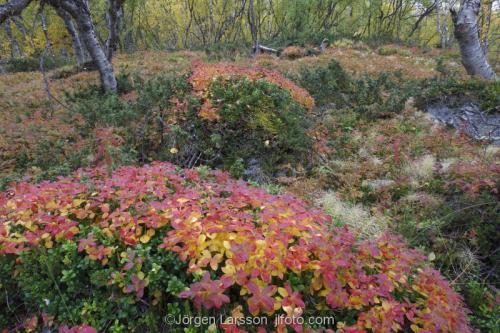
[6,200,17,210]
[73,199,85,207]
[230,305,244,319]
[45,200,58,210]
[137,272,145,280]
[140,234,151,244]
[278,287,288,298]
[45,240,53,249]
[222,262,236,275]
[382,301,391,311]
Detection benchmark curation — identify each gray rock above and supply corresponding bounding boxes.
[426,102,500,145]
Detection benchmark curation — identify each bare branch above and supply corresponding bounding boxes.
[0,0,33,25]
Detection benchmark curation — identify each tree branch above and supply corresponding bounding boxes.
[0,0,33,24]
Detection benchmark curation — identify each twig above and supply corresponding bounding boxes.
[38,10,69,115]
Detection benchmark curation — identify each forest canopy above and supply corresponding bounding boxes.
[1,0,499,58]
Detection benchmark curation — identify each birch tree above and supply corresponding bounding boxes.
[451,0,497,80]
[1,0,118,92]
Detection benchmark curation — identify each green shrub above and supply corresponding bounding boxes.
[416,77,500,111]
[66,72,192,164]
[292,60,418,118]
[290,60,352,106]
[192,76,312,177]
[377,46,398,56]
[0,220,190,332]
[464,281,500,332]
[66,67,313,180]
[6,55,69,73]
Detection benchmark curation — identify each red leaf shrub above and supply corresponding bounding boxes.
[0,162,474,332]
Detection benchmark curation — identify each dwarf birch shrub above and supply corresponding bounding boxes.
[0,163,475,332]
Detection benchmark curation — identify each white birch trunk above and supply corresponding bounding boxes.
[451,0,497,80]
[54,6,90,67]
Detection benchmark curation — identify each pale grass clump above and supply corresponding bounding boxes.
[357,147,371,159]
[404,154,436,181]
[483,145,499,162]
[370,156,383,166]
[440,157,457,173]
[454,247,482,283]
[316,191,388,239]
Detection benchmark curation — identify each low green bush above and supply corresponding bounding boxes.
[190,76,312,177]
[289,60,352,106]
[65,64,313,180]
[6,55,69,73]
[416,77,500,111]
[291,60,418,118]
[463,281,500,332]
[377,46,398,56]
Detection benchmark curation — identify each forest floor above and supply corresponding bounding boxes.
[0,42,498,331]
[0,43,466,177]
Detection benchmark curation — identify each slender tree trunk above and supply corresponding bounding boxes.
[55,6,89,66]
[436,0,443,47]
[436,0,450,48]
[105,0,122,60]
[451,0,497,80]
[442,4,450,48]
[73,5,117,92]
[479,0,493,54]
[40,12,53,53]
[0,0,32,25]
[11,16,26,38]
[3,19,22,58]
[249,0,259,55]
[52,0,117,93]
[11,15,36,51]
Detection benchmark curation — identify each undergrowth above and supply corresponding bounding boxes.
[0,55,498,332]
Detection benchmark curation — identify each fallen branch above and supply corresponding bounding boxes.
[253,44,278,55]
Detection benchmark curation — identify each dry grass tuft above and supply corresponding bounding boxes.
[404,154,436,181]
[316,191,388,238]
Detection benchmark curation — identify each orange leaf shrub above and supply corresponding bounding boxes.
[0,162,474,332]
[189,61,315,121]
